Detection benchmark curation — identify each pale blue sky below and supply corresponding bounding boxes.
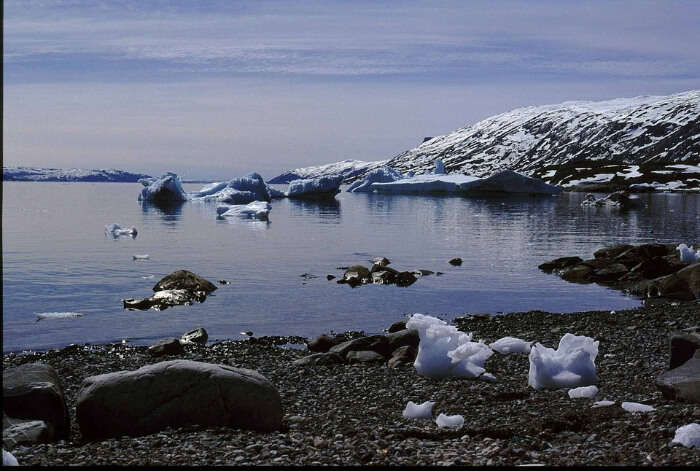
[4,0,700,180]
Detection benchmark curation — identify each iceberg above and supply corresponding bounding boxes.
[677,243,700,264]
[190,173,271,204]
[346,166,403,193]
[402,400,435,419]
[104,223,138,239]
[372,173,480,194]
[460,170,562,194]
[138,172,188,205]
[406,313,493,379]
[217,201,271,220]
[528,333,599,390]
[286,175,343,199]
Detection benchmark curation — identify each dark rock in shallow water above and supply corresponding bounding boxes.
[76,360,282,439]
[449,258,463,266]
[395,271,418,287]
[387,320,407,333]
[655,353,700,403]
[372,270,397,285]
[2,363,70,441]
[338,265,372,287]
[560,264,594,283]
[153,270,217,293]
[594,244,633,260]
[538,256,583,272]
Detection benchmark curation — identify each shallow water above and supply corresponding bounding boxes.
[2,182,698,352]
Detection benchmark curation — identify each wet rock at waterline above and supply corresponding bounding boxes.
[123,270,218,311]
[334,259,429,288]
[152,270,217,294]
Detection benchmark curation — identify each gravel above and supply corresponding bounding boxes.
[3,301,699,466]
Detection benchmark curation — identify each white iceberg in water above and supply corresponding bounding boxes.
[435,413,464,429]
[104,223,137,239]
[568,385,599,399]
[286,175,343,198]
[406,313,493,379]
[671,423,700,449]
[460,170,562,194]
[36,312,83,321]
[346,166,403,193]
[190,173,272,204]
[217,201,271,220]
[489,336,532,354]
[372,173,480,194]
[138,172,188,204]
[402,400,435,419]
[528,333,599,390]
[677,244,700,264]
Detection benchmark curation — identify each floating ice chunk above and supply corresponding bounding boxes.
[133,254,150,261]
[286,175,343,198]
[436,413,464,429]
[105,223,137,239]
[677,244,700,264]
[460,170,562,195]
[568,385,599,399]
[528,333,599,390]
[372,174,479,194]
[191,181,229,198]
[138,172,188,204]
[406,313,493,379]
[268,186,286,199]
[36,312,83,321]
[191,173,272,204]
[621,402,655,413]
[402,400,435,419]
[489,336,532,354]
[141,274,155,279]
[433,158,446,174]
[671,423,700,449]
[592,400,615,408]
[3,450,18,466]
[346,166,403,193]
[217,201,271,220]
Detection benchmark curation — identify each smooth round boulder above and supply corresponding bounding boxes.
[148,338,184,357]
[76,360,282,439]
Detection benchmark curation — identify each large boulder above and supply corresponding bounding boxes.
[153,270,217,294]
[76,360,282,439]
[2,363,70,441]
[181,327,209,345]
[655,352,700,403]
[306,334,346,353]
[386,329,419,351]
[328,335,391,359]
[3,413,50,448]
[669,331,700,370]
[148,338,185,357]
[644,262,700,300]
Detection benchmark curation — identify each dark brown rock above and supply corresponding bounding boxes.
[386,329,419,351]
[307,334,346,353]
[449,258,463,266]
[395,271,418,287]
[560,264,594,283]
[655,353,700,403]
[292,352,344,366]
[644,262,700,300]
[669,331,700,370]
[329,335,391,359]
[152,270,217,293]
[591,263,629,282]
[387,320,407,333]
[148,338,184,357]
[538,256,584,272]
[594,245,633,260]
[387,345,417,368]
[346,351,385,364]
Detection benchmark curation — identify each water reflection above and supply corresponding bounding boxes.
[215,216,271,231]
[288,197,341,222]
[139,200,184,225]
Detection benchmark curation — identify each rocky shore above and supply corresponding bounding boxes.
[3,301,699,466]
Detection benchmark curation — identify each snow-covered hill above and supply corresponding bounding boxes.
[384,90,699,191]
[267,159,388,184]
[3,167,152,182]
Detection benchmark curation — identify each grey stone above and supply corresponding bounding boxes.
[292,352,344,366]
[387,345,417,368]
[669,331,700,370]
[76,360,282,439]
[181,327,208,345]
[148,338,184,357]
[644,262,700,300]
[3,415,49,448]
[655,354,700,403]
[386,329,419,351]
[346,351,385,364]
[2,363,70,440]
[329,335,391,359]
[306,334,346,353]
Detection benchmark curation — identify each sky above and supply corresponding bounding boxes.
[4,0,700,180]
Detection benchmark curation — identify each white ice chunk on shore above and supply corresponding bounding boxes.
[677,244,700,264]
[3,450,18,466]
[592,400,615,408]
[621,402,655,413]
[406,313,493,379]
[286,175,343,198]
[671,423,700,449]
[528,333,599,390]
[217,201,271,220]
[436,413,464,429]
[138,172,188,204]
[105,223,137,239]
[36,312,83,321]
[460,170,562,195]
[133,254,150,260]
[489,336,532,354]
[402,400,435,419]
[568,385,599,399]
[346,166,403,193]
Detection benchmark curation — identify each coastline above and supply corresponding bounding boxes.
[3,301,699,466]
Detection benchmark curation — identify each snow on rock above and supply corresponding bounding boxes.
[460,170,562,194]
[105,223,137,239]
[568,385,599,399]
[286,175,343,198]
[402,400,435,419]
[371,173,479,194]
[217,201,271,220]
[671,423,700,449]
[346,166,403,192]
[489,336,532,354]
[621,402,655,413]
[3,450,18,466]
[436,413,464,429]
[433,159,446,174]
[406,313,493,379]
[267,159,388,184]
[677,244,700,264]
[528,333,599,390]
[3,166,151,183]
[138,172,188,204]
[190,173,271,204]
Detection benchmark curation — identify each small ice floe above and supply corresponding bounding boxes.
[528,333,599,390]
[592,400,616,408]
[568,385,599,399]
[402,400,435,420]
[406,313,493,379]
[104,223,138,239]
[671,423,700,449]
[435,413,464,429]
[3,449,19,466]
[36,312,83,322]
[621,402,655,413]
[141,274,155,279]
[217,201,271,220]
[677,243,700,264]
[240,331,254,337]
[133,254,150,261]
[489,336,533,354]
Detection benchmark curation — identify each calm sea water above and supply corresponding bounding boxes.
[2,182,698,352]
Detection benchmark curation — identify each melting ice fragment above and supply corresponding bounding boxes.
[104,223,137,239]
[435,413,464,429]
[621,402,655,413]
[286,175,343,198]
[133,254,150,261]
[528,333,599,390]
[568,385,599,399]
[217,201,271,220]
[489,336,533,354]
[677,243,700,264]
[138,172,188,204]
[36,312,83,322]
[671,423,700,449]
[402,400,435,420]
[346,166,403,193]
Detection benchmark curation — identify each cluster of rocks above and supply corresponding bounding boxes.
[539,243,700,301]
[295,321,418,368]
[122,270,218,311]
[334,257,455,288]
[580,191,644,209]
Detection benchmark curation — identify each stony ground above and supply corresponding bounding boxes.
[3,300,699,466]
